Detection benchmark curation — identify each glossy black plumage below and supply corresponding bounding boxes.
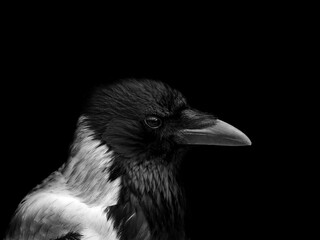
[83,79,189,239]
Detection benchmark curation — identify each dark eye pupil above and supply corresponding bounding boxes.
[145,117,162,128]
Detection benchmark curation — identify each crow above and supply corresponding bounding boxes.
[5,79,251,240]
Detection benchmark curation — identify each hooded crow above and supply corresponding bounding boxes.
[5,79,251,240]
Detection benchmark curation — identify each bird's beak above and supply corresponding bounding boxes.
[178,109,251,146]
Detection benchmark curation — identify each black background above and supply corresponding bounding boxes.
[1,6,306,239]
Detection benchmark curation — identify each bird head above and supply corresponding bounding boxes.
[82,79,251,163]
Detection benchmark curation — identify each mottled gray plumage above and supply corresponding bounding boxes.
[6,119,120,240]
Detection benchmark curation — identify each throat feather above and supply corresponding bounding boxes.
[108,156,185,239]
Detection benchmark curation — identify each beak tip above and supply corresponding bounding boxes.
[245,138,252,146]
[238,132,252,146]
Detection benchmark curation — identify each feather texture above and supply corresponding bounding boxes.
[6,120,120,240]
[6,79,198,240]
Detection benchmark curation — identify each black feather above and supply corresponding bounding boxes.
[83,79,189,239]
[53,232,82,240]
[83,79,187,157]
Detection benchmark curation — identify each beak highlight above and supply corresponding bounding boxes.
[180,119,252,146]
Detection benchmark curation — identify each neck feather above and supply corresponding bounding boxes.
[108,152,185,238]
[62,117,186,238]
[62,119,120,207]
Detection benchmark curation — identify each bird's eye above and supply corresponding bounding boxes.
[144,116,162,129]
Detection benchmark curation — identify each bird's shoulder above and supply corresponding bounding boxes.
[6,187,118,239]
[6,189,79,239]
